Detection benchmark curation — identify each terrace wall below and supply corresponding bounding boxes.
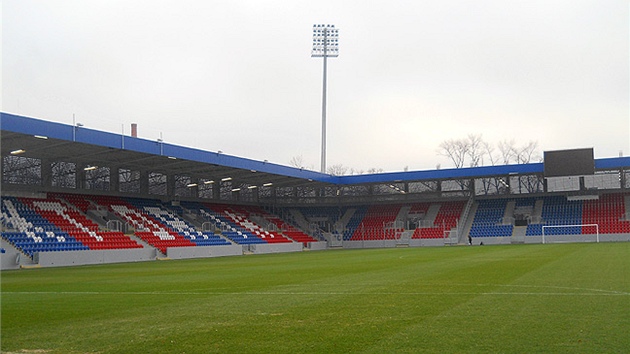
[166,244,242,259]
[36,247,155,268]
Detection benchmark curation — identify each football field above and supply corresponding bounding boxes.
[2,243,629,353]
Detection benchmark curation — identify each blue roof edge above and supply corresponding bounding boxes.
[1,112,336,183]
[3,112,629,186]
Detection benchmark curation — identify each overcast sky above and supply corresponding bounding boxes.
[3,0,628,173]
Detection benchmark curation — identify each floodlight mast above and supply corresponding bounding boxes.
[312,24,339,173]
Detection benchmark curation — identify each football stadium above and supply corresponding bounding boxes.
[1,113,629,353]
[2,1,629,352]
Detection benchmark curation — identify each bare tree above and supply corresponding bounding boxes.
[438,138,469,168]
[438,135,542,195]
[496,140,540,165]
[483,140,497,165]
[290,156,383,176]
[366,167,384,174]
[498,139,518,165]
[440,135,541,168]
[479,140,502,194]
[438,137,475,191]
[289,155,305,169]
[514,140,543,193]
[327,164,349,176]
[289,155,315,171]
[465,134,485,167]
[515,140,540,164]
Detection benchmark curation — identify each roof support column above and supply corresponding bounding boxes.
[166,173,175,197]
[76,164,86,190]
[212,183,220,200]
[140,170,149,196]
[41,158,52,188]
[110,165,120,193]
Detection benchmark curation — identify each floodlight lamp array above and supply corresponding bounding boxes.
[312,24,339,57]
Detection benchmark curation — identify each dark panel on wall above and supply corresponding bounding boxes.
[544,148,594,177]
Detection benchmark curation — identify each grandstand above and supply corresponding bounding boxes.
[2,113,630,269]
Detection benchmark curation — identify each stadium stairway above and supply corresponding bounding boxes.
[193,203,268,245]
[88,196,207,254]
[224,205,294,243]
[220,205,293,244]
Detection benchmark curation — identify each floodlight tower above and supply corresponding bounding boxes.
[312,24,339,174]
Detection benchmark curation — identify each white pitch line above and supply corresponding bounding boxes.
[488,283,630,295]
[2,290,628,296]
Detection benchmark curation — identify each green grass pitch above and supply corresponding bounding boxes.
[1,243,629,353]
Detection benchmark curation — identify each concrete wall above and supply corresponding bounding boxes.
[1,241,323,270]
[344,239,462,248]
[409,238,454,247]
[37,248,156,268]
[167,244,242,259]
[343,240,398,249]
[1,249,22,270]
[471,233,630,245]
[1,239,38,270]
[468,237,513,246]
[306,241,328,251]
[248,242,303,254]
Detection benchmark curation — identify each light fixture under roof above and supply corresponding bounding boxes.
[262,182,273,187]
[186,183,198,188]
[34,135,48,139]
[247,185,258,189]
[231,188,241,192]
[84,166,97,171]
[221,177,232,182]
[387,184,406,194]
[10,149,25,155]
[203,180,215,184]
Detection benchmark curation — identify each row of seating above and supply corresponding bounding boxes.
[467,194,630,237]
[243,205,319,243]
[200,204,268,244]
[2,198,88,256]
[223,208,291,243]
[343,207,368,240]
[414,201,465,239]
[295,202,466,241]
[469,200,514,238]
[106,198,218,252]
[3,192,629,257]
[1,196,144,256]
[348,205,402,241]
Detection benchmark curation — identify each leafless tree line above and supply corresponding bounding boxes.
[438,134,541,168]
[438,134,542,194]
[289,155,384,176]
[289,134,541,177]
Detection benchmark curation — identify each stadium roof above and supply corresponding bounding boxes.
[2,113,630,189]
